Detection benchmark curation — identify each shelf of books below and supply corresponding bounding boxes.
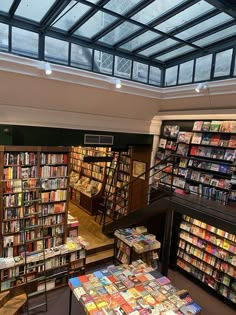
[68,259,202,315]
[176,215,236,305]
[0,146,70,257]
[155,120,236,205]
[69,146,109,215]
[114,227,161,269]
[0,237,87,295]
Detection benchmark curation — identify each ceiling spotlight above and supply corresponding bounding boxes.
[44,62,52,75]
[115,79,122,89]
[195,83,208,93]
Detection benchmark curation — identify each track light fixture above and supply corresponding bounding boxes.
[195,82,208,93]
[115,79,122,89]
[44,62,52,75]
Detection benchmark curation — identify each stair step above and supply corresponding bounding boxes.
[87,243,114,255]
[0,291,10,308]
[86,248,114,266]
[0,293,27,315]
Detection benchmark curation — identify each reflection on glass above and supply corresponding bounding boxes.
[149,66,161,86]
[0,0,14,13]
[139,38,178,57]
[214,49,233,77]
[71,44,92,70]
[120,31,160,51]
[0,23,8,51]
[12,27,38,58]
[132,0,186,24]
[132,62,148,83]
[114,56,132,79]
[155,1,214,34]
[75,11,117,38]
[99,22,141,46]
[178,60,194,84]
[194,54,212,81]
[165,66,178,86]
[15,0,56,22]
[94,51,113,74]
[53,2,92,31]
[105,0,143,15]
[193,26,236,47]
[176,13,233,40]
[157,46,195,62]
[45,37,69,65]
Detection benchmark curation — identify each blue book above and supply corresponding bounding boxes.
[180,302,202,314]
[93,271,103,279]
[69,277,81,289]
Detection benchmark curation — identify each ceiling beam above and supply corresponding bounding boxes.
[205,0,236,18]
[9,0,21,17]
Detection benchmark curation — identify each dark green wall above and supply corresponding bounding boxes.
[0,125,153,149]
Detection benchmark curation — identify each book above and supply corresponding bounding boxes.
[224,149,235,161]
[219,120,232,132]
[163,125,172,137]
[156,276,171,286]
[230,121,236,133]
[176,143,189,156]
[159,138,167,149]
[192,121,203,131]
[179,158,188,168]
[228,135,236,148]
[191,132,202,144]
[219,133,230,147]
[201,133,211,145]
[201,121,211,131]
[170,126,180,138]
[209,121,222,132]
[177,132,192,144]
[210,134,220,146]
[180,302,202,314]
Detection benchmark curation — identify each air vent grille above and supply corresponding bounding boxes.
[84,134,114,145]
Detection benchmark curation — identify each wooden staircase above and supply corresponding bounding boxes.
[0,291,27,315]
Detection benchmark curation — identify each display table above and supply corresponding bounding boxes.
[68,260,202,315]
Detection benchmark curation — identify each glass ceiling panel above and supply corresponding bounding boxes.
[0,0,14,13]
[138,38,179,57]
[155,1,215,34]
[99,22,141,46]
[193,25,236,47]
[176,13,233,41]
[74,11,117,39]
[104,0,144,15]
[157,46,195,62]
[52,2,99,31]
[131,0,187,25]
[15,0,56,22]
[120,31,160,51]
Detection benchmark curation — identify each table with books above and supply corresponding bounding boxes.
[68,260,202,315]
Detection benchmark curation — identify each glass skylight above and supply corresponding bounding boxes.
[104,0,144,16]
[0,0,14,13]
[15,0,56,22]
[139,38,179,57]
[120,31,160,51]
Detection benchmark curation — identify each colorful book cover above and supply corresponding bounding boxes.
[170,126,180,138]
[192,121,203,131]
[201,121,211,131]
[84,302,98,314]
[156,276,171,286]
[100,276,112,286]
[209,120,222,132]
[111,292,127,305]
[177,132,193,144]
[68,277,81,289]
[159,138,167,149]
[121,302,134,314]
[201,133,211,145]
[80,294,93,305]
[180,302,202,314]
[210,134,220,146]
[191,132,202,144]
[163,125,172,137]
[220,120,232,132]
[224,149,235,161]
[228,135,236,148]
[230,120,236,133]
[105,284,118,295]
[176,143,189,156]
[219,133,230,147]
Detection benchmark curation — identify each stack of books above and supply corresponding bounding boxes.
[68,259,202,315]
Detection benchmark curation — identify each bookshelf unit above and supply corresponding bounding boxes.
[69,146,110,215]
[0,146,70,257]
[155,120,236,205]
[176,215,236,305]
[114,227,161,268]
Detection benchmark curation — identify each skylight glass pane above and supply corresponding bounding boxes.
[45,37,69,65]
[155,1,214,34]
[149,66,161,86]
[94,51,113,74]
[178,60,194,84]
[15,0,56,22]
[138,39,178,57]
[71,44,92,70]
[157,46,195,62]
[120,31,160,51]
[165,66,178,86]
[214,49,233,77]
[193,26,236,47]
[75,11,117,38]
[12,27,38,58]
[132,0,186,24]
[53,2,93,31]
[132,62,148,83]
[0,0,14,13]
[105,0,143,15]
[0,23,8,51]
[114,56,132,79]
[99,22,141,46]
[176,13,233,40]
[194,54,212,81]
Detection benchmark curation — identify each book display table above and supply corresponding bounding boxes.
[68,260,202,315]
[114,227,161,268]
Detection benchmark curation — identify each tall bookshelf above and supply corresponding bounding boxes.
[0,146,70,257]
[176,215,236,305]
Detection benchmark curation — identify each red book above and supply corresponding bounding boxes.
[121,303,134,314]
[107,275,117,283]
[78,275,89,283]
[111,292,127,305]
